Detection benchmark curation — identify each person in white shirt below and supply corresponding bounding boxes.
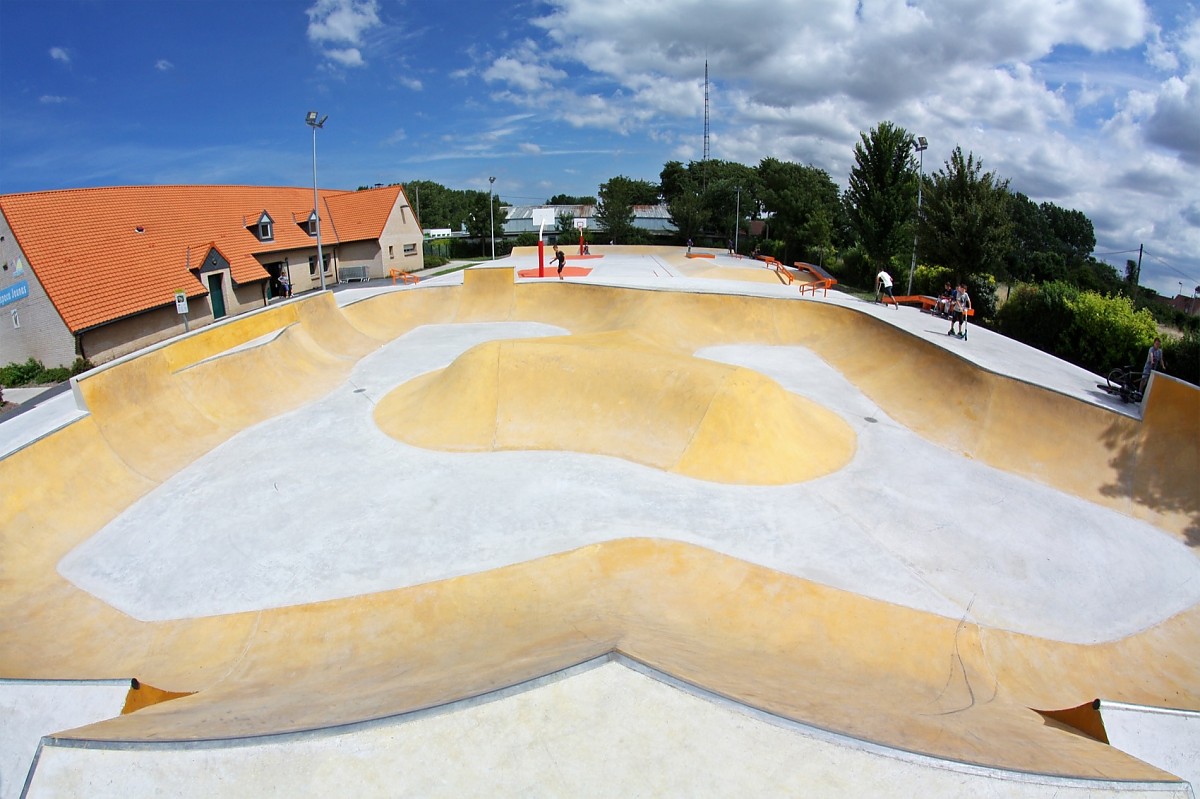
[875,270,898,309]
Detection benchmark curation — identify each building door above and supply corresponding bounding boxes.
[207,273,226,319]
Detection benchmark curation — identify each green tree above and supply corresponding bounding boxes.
[556,211,577,236]
[918,146,1013,280]
[462,190,507,255]
[757,157,839,264]
[667,186,708,243]
[843,121,918,272]
[547,194,596,205]
[661,160,759,247]
[595,176,642,243]
[1042,202,1095,272]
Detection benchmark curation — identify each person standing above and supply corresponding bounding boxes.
[551,244,567,280]
[687,238,693,254]
[1139,337,1166,397]
[948,283,971,338]
[875,270,898,309]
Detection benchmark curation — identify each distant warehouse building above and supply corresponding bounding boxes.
[0,184,421,367]
[502,204,677,239]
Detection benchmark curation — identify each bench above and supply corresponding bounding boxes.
[894,295,974,317]
[339,265,370,283]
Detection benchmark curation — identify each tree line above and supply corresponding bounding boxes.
[389,121,1195,383]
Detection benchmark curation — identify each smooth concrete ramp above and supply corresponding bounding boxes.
[19,660,1194,799]
[2,254,1198,796]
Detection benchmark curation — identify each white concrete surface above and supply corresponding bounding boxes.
[56,319,1199,641]
[1100,701,1200,795]
[0,680,130,799]
[23,660,1192,799]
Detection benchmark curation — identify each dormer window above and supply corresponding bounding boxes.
[251,210,274,242]
[306,210,319,236]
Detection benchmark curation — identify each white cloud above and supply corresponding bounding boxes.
[397,75,422,91]
[484,55,567,92]
[155,59,174,71]
[1143,74,1200,164]
[49,46,70,64]
[325,47,365,67]
[306,0,380,67]
[469,0,1197,294]
[39,95,69,104]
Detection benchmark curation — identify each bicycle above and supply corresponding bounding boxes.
[1098,365,1143,403]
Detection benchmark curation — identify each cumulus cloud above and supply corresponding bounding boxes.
[463,0,1197,293]
[155,59,174,71]
[306,0,380,68]
[49,46,70,64]
[1143,74,1200,164]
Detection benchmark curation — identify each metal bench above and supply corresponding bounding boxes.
[339,265,370,283]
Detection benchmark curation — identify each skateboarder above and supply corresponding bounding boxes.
[551,245,567,280]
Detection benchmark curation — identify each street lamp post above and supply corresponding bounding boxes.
[489,176,496,260]
[907,135,928,296]
[306,111,329,291]
[734,186,741,254]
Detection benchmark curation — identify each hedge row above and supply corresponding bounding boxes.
[994,282,1197,385]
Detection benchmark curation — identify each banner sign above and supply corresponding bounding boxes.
[0,280,29,308]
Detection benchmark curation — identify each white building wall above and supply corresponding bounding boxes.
[0,212,77,369]
[379,195,424,274]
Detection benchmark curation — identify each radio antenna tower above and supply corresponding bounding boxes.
[703,59,710,162]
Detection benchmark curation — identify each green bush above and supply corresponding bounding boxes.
[912,265,953,296]
[0,357,45,386]
[0,356,89,387]
[994,281,1076,355]
[994,282,1171,377]
[1066,291,1157,372]
[1162,329,1199,387]
[964,273,998,320]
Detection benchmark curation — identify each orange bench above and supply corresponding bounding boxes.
[389,269,419,285]
[894,294,973,316]
[793,262,837,296]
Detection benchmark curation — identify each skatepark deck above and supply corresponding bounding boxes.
[2,248,1197,797]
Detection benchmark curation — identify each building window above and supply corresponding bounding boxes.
[10,309,18,328]
[258,220,273,241]
[307,212,318,236]
[308,253,331,277]
[389,245,394,259]
[403,243,417,256]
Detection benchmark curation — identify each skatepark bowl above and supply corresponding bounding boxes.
[2,248,1198,797]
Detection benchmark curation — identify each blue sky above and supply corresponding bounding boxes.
[1,0,1198,298]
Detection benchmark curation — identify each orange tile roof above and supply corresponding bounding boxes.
[0,184,405,333]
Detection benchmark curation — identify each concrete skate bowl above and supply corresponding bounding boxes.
[3,265,1199,795]
[373,329,855,484]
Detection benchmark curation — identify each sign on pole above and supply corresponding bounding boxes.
[174,290,189,315]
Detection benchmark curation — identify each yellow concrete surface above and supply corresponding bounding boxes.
[4,267,1198,783]
[374,330,855,484]
[43,540,1192,781]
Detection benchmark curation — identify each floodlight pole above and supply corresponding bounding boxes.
[307,111,329,291]
[489,176,496,260]
[907,136,928,296]
[734,187,741,254]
